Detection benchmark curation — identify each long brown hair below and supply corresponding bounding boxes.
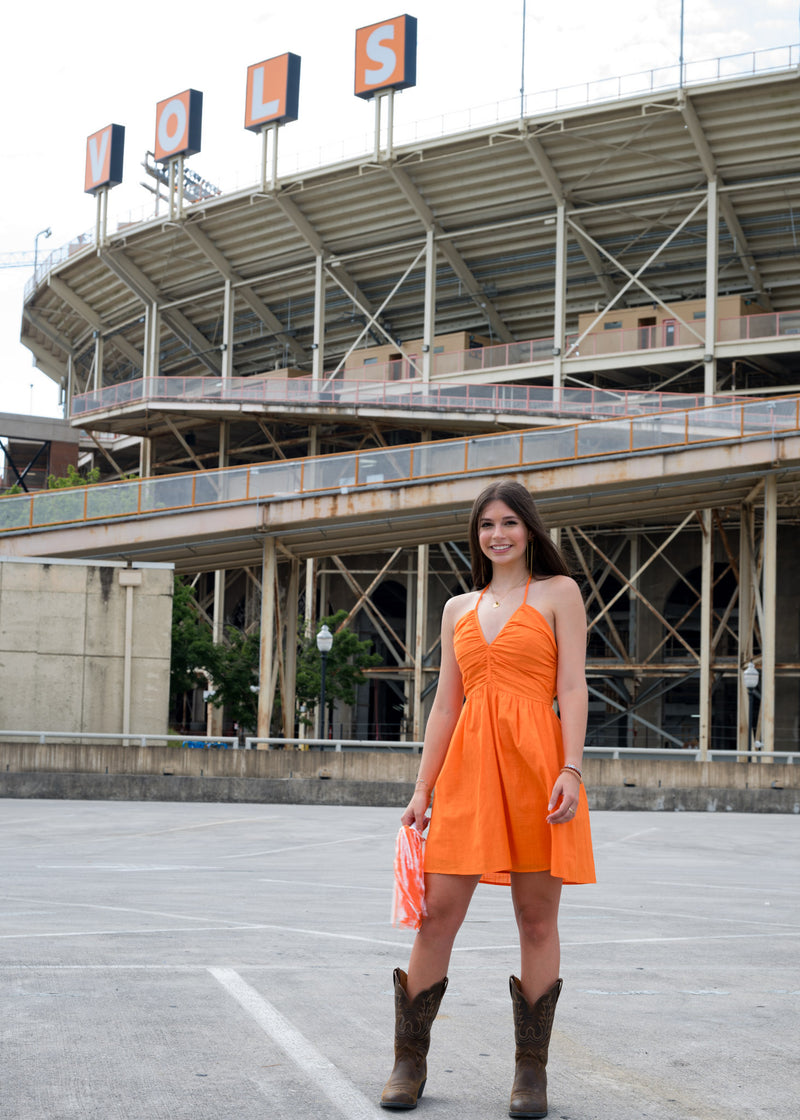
[468,479,571,589]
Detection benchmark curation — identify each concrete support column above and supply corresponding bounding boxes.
[207,425,230,737]
[119,568,142,743]
[737,502,755,756]
[628,531,639,750]
[93,332,104,393]
[139,438,153,479]
[552,202,567,393]
[66,354,74,417]
[221,279,235,381]
[312,255,325,383]
[257,537,277,744]
[704,178,719,398]
[404,551,415,737]
[143,301,160,386]
[698,509,713,760]
[761,475,777,754]
[283,559,300,738]
[412,544,429,740]
[304,559,316,638]
[422,228,436,382]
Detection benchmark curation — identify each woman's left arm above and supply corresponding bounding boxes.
[547,576,589,824]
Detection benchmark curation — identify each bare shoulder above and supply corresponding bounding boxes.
[443,589,480,629]
[529,574,584,634]
[548,574,585,608]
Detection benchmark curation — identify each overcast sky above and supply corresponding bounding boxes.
[1,0,797,419]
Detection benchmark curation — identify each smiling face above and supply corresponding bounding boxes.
[477,499,531,573]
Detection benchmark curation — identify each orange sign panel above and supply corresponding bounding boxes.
[245,53,301,131]
[354,14,417,99]
[154,89,203,162]
[84,124,125,194]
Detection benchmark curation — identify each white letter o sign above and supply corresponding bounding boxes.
[158,99,187,154]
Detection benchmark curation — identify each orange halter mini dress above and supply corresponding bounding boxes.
[424,579,596,886]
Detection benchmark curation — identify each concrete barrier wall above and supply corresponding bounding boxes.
[0,558,172,735]
[1,742,798,812]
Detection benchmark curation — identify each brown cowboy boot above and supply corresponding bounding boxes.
[380,967,448,1110]
[508,976,563,1118]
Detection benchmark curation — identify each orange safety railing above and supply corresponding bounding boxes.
[2,396,798,536]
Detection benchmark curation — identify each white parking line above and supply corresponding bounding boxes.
[210,967,379,1119]
[218,833,386,859]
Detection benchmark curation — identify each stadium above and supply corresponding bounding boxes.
[2,32,800,760]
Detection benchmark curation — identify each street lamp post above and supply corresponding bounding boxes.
[316,623,333,743]
[742,660,759,761]
[33,227,52,278]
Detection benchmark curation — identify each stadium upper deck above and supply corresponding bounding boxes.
[20,58,800,434]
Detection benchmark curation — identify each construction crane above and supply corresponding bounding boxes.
[0,251,36,270]
[1,227,51,271]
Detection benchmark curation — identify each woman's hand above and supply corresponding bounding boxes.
[401,789,431,833]
[546,769,581,824]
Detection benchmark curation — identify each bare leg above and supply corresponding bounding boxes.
[405,872,480,999]
[510,871,563,1002]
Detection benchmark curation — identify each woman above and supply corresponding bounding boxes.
[381,479,595,1116]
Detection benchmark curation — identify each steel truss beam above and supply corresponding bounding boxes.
[179,220,308,366]
[98,248,222,377]
[47,276,144,372]
[204,489,785,755]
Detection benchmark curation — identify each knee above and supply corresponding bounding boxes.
[419,898,464,943]
[515,904,556,947]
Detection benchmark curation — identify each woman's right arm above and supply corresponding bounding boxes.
[401,596,467,831]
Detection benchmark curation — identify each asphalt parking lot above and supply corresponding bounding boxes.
[2,800,798,1120]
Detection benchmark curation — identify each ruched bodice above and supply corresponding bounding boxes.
[455,603,558,705]
[424,593,596,886]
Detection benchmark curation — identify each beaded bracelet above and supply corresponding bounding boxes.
[560,764,583,783]
[414,778,430,791]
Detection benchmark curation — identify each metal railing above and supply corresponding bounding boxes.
[2,395,798,535]
[719,308,800,343]
[1,729,796,762]
[244,736,423,753]
[70,374,721,421]
[69,306,800,422]
[0,730,238,749]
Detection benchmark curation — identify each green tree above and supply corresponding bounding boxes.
[169,576,214,711]
[47,464,101,488]
[205,627,260,730]
[295,609,382,729]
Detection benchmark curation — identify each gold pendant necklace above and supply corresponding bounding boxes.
[488,578,528,608]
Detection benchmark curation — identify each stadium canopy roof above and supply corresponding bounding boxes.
[21,66,800,392]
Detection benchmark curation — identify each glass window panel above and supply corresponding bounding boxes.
[747,314,778,340]
[631,416,687,449]
[742,399,797,432]
[249,462,303,498]
[413,440,465,478]
[467,434,522,472]
[86,482,140,520]
[356,446,411,484]
[32,489,86,525]
[577,421,632,457]
[194,469,249,505]
[140,475,195,512]
[521,428,577,463]
[303,455,358,492]
[687,406,741,441]
[0,496,32,530]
